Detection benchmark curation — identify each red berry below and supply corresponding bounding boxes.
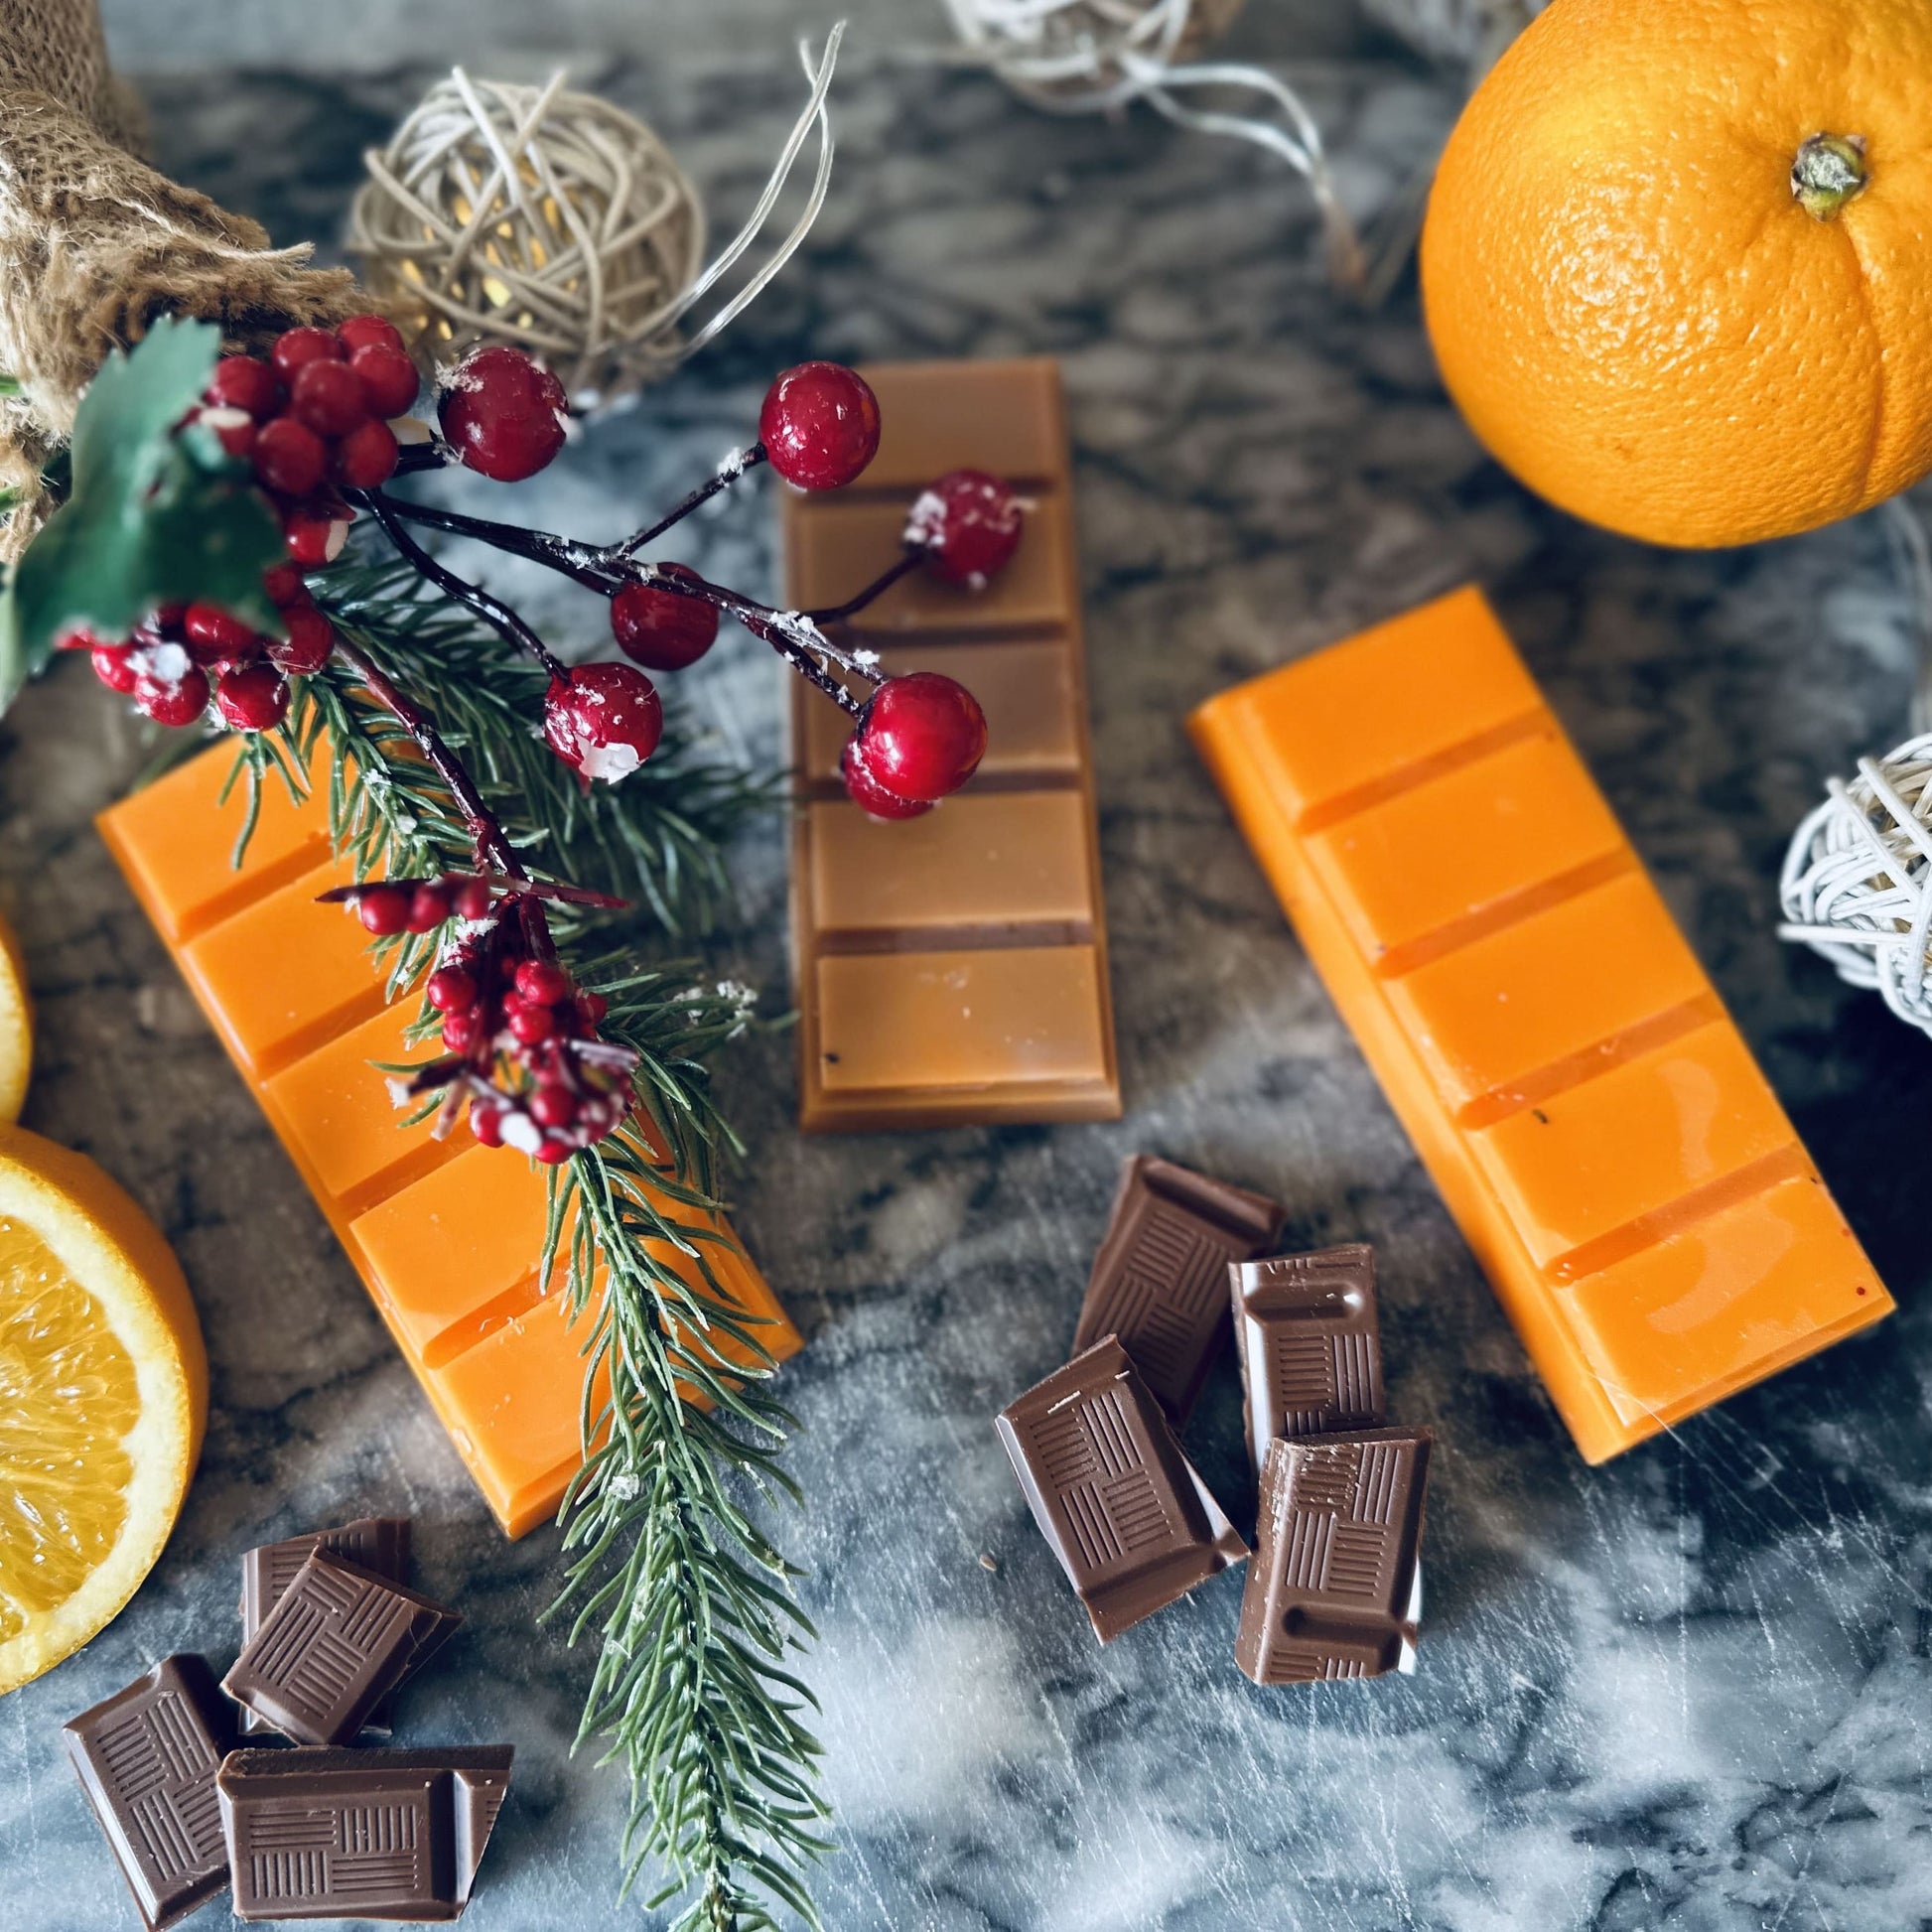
[507,1002,556,1044]
[333,417,399,490]
[262,562,307,606]
[610,576,719,672]
[453,880,493,922]
[133,665,210,728]
[268,605,334,676]
[407,885,452,933]
[201,405,259,462]
[90,642,138,693]
[214,664,289,732]
[290,358,369,438]
[535,1136,574,1166]
[542,662,663,783]
[254,416,329,496]
[284,512,350,567]
[470,1102,504,1147]
[840,735,933,820]
[348,344,419,419]
[514,959,572,1007]
[184,603,260,665]
[575,990,609,1029]
[207,355,284,420]
[336,314,406,357]
[906,469,1024,585]
[851,672,987,803]
[355,885,412,936]
[59,625,102,651]
[759,361,881,490]
[426,966,478,1014]
[270,327,344,383]
[438,346,568,482]
[529,1083,578,1130]
[442,1009,483,1052]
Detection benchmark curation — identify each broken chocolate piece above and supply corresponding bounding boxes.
[1229,1244,1384,1462]
[1071,1155,1287,1424]
[65,1653,235,1930]
[1235,1427,1431,1686]
[221,1550,460,1745]
[216,1745,511,1922]
[997,1334,1248,1642]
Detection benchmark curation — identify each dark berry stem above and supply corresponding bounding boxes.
[803,547,920,623]
[606,443,768,562]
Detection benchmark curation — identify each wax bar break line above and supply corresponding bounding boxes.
[97,744,799,1537]
[1190,584,1890,1464]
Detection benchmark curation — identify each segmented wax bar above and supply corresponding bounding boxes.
[1189,587,1890,1462]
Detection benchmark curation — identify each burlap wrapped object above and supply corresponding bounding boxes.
[0,0,360,561]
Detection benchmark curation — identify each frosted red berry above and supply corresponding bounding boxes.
[407,885,452,933]
[470,1102,504,1147]
[535,1136,573,1166]
[839,735,933,820]
[514,959,572,1007]
[439,345,569,482]
[542,662,663,783]
[442,1009,483,1052]
[262,563,307,605]
[528,1084,577,1130]
[134,665,210,728]
[355,885,412,935]
[255,416,329,496]
[759,361,881,490]
[334,418,399,489]
[337,314,405,357]
[207,356,284,420]
[214,664,289,732]
[610,575,719,672]
[201,406,259,462]
[850,672,987,803]
[268,605,334,676]
[426,966,477,1013]
[507,1002,555,1044]
[576,990,608,1027]
[184,604,259,665]
[91,642,138,693]
[348,344,419,419]
[283,512,350,567]
[271,327,344,382]
[906,469,1024,585]
[289,359,368,438]
[453,880,493,922]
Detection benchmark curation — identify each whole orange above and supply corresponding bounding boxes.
[1421,0,1932,549]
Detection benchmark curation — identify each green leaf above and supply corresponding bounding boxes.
[6,317,286,708]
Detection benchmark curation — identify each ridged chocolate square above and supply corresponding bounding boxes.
[997,1334,1248,1642]
[1230,1244,1384,1463]
[217,1745,511,1922]
[238,1518,411,1736]
[65,1653,236,1930]
[1235,1427,1431,1687]
[222,1550,460,1745]
[1071,1156,1287,1424]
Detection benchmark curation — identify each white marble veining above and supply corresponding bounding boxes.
[3,18,1931,1932]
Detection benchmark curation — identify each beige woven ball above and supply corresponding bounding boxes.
[347,69,706,400]
[944,0,1248,106]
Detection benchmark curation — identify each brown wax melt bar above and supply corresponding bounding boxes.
[1230,1245,1384,1462]
[1235,1427,1431,1686]
[782,358,1121,1131]
[1072,1156,1287,1424]
[216,1745,511,1922]
[997,1335,1248,1642]
[238,1517,411,1736]
[65,1653,236,1930]
[222,1550,460,1745]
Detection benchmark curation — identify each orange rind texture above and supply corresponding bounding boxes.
[1189,585,1890,1462]
[99,749,800,1535]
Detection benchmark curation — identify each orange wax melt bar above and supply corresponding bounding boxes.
[782,358,1121,1131]
[99,746,800,1533]
[1189,586,1890,1462]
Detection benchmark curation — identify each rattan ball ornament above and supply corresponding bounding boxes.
[943,0,1248,108]
[347,69,705,399]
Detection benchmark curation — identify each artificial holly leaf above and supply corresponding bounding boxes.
[5,316,286,711]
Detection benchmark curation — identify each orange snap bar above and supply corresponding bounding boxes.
[782,358,1120,1130]
[1189,586,1890,1462]
[98,745,801,1533]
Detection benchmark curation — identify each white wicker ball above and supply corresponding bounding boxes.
[944,0,1247,109]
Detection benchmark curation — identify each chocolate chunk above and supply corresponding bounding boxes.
[1071,1155,1287,1423]
[216,1745,511,1922]
[65,1653,236,1929]
[221,1550,460,1745]
[238,1517,411,1736]
[1235,1427,1431,1686]
[997,1334,1248,1642]
[1230,1244,1384,1463]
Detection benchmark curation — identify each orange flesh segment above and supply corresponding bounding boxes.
[1189,585,1890,1462]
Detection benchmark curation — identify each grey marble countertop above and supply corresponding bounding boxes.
[4,10,1931,1931]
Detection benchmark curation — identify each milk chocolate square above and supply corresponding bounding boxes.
[1229,1245,1384,1462]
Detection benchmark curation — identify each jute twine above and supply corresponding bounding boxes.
[0,0,357,563]
[347,32,843,403]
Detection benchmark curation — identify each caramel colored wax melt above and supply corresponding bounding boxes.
[99,746,800,1535]
[1190,586,1891,1463]
[782,358,1121,1130]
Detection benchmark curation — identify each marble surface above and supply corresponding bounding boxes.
[5,14,1932,1931]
